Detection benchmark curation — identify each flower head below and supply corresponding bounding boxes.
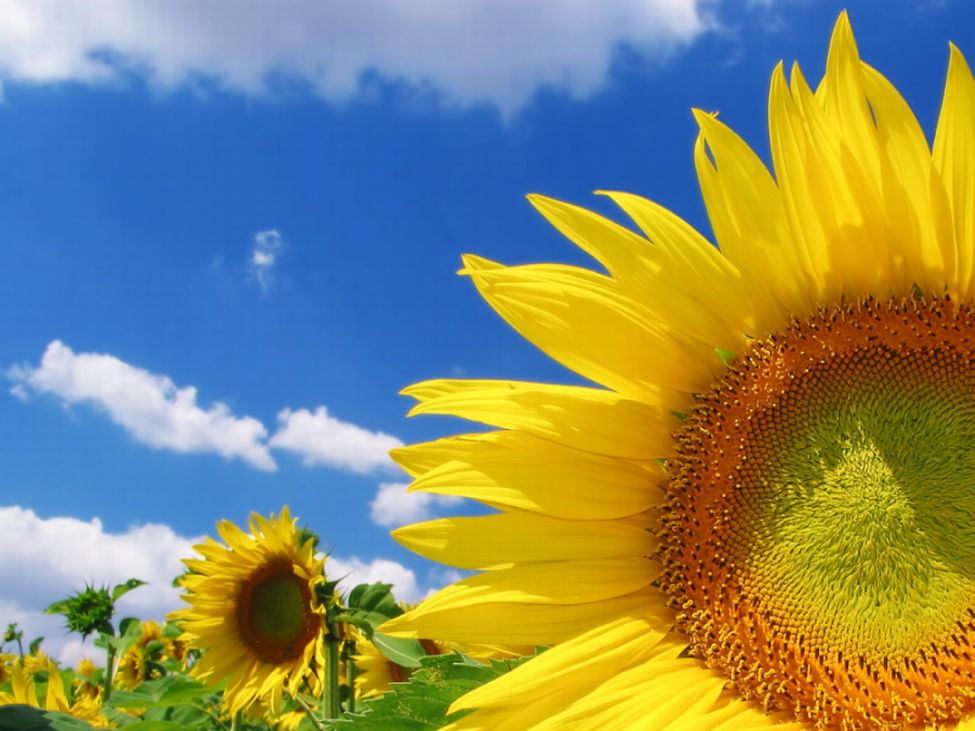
[170,507,326,716]
[384,12,975,729]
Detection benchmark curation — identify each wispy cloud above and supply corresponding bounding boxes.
[0,1,714,115]
[369,482,463,528]
[249,229,283,295]
[270,407,402,473]
[8,340,276,471]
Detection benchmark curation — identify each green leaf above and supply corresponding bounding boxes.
[112,579,147,602]
[118,617,140,638]
[338,652,531,730]
[0,706,96,731]
[370,633,426,669]
[43,600,70,616]
[108,676,213,709]
[345,583,401,619]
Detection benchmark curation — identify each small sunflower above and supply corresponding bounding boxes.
[0,659,112,728]
[350,627,423,699]
[170,507,325,716]
[384,13,975,730]
[114,645,146,690]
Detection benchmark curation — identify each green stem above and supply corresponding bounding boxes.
[323,631,341,721]
[192,704,230,731]
[294,693,328,731]
[102,645,116,702]
[345,640,357,715]
[14,637,23,660]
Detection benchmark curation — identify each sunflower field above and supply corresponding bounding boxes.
[0,508,531,731]
[8,9,975,730]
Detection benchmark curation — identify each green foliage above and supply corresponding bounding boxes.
[339,652,532,730]
[1,553,527,731]
[111,580,147,603]
[109,676,214,710]
[0,706,96,731]
[369,634,425,669]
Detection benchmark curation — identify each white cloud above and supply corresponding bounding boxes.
[249,229,283,294]
[0,1,713,115]
[327,555,421,604]
[0,505,437,663]
[0,506,199,664]
[7,340,275,471]
[270,406,402,473]
[369,482,463,528]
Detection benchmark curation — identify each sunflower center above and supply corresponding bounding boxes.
[237,558,320,663]
[663,297,975,729]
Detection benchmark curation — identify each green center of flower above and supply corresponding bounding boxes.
[748,361,975,661]
[663,297,975,728]
[248,573,309,644]
[237,558,320,663]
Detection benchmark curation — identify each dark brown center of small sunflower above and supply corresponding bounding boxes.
[662,297,975,729]
[236,558,321,664]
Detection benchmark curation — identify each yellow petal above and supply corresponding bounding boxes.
[402,379,677,460]
[859,60,954,294]
[393,511,656,570]
[596,190,766,336]
[392,430,664,519]
[451,611,671,713]
[461,254,721,395]
[693,108,814,323]
[381,587,658,645]
[44,661,70,712]
[934,43,975,297]
[413,556,653,613]
[672,691,804,730]
[526,194,746,349]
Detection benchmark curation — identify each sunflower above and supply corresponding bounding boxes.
[170,507,325,716]
[114,645,146,690]
[0,659,113,728]
[382,13,975,730]
[351,628,411,699]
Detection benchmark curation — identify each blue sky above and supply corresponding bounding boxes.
[1,0,972,660]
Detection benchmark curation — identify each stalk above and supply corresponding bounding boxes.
[102,644,116,702]
[323,629,341,721]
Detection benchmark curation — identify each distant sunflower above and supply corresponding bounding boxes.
[0,659,112,728]
[383,13,975,730]
[171,507,325,716]
[350,627,433,699]
[114,646,145,690]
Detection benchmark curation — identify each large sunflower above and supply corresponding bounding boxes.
[171,507,325,716]
[383,13,975,730]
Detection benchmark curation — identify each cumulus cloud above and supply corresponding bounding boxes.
[270,406,403,473]
[0,505,434,662]
[249,229,283,294]
[0,1,713,114]
[0,506,198,663]
[7,340,275,471]
[327,555,422,604]
[369,482,463,528]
